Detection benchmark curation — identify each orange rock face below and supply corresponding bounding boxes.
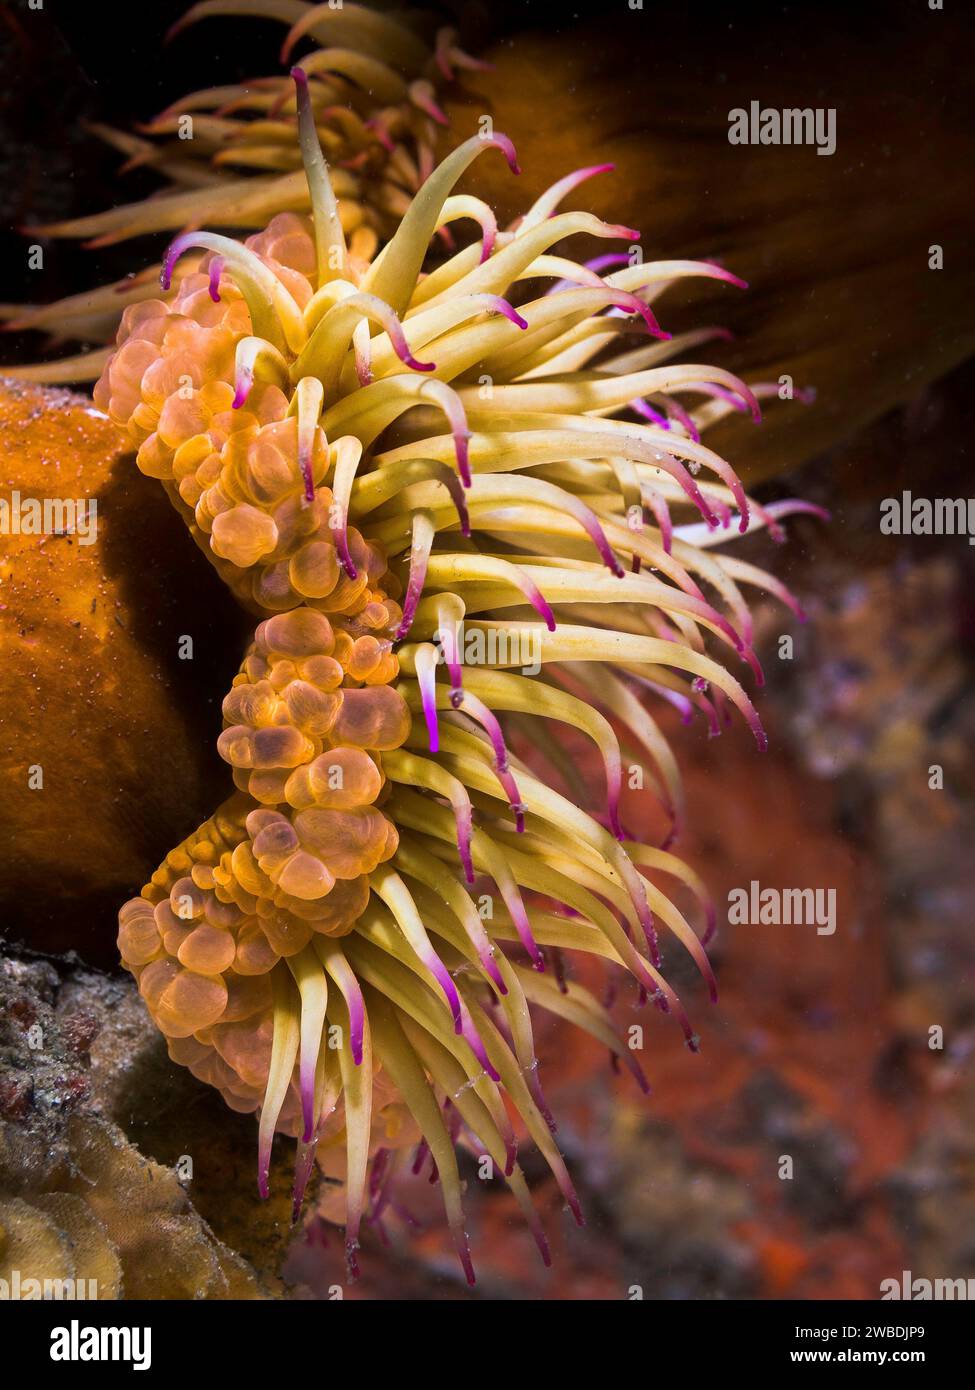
[0,378,249,963]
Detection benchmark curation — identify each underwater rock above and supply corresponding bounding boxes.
[0,949,279,1299]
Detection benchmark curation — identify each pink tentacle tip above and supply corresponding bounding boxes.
[418,94,449,126]
[300,458,316,505]
[455,432,472,489]
[421,697,439,753]
[528,589,556,631]
[484,952,507,994]
[586,252,630,274]
[607,224,640,242]
[432,963,462,1031]
[232,372,253,408]
[632,399,669,428]
[702,259,749,291]
[616,294,668,340]
[207,256,224,303]
[775,499,830,525]
[632,1058,652,1095]
[348,1011,365,1067]
[582,512,624,577]
[345,1239,361,1282]
[509,901,544,970]
[366,118,396,155]
[485,131,521,175]
[670,406,701,444]
[257,1158,270,1201]
[490,297,528,330]
[458,1240,477,1287]
[160,235,192,292]
[334,521,358,581]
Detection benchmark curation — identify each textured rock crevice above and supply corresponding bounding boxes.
[0,947,299,1298]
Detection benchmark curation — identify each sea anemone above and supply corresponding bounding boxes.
[4,1,487,380]
[96,67,824,1282]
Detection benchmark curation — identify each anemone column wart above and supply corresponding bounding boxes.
[97,67,824,1283]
